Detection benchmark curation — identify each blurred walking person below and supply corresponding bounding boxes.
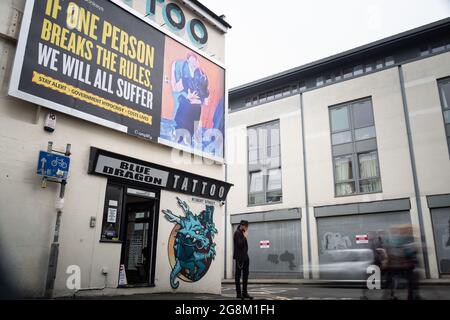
[383,225,421,300]
[361,231,388,299]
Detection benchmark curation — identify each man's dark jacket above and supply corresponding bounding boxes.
[233,228,249,261]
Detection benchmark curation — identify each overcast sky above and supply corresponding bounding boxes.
[201,0,450,88]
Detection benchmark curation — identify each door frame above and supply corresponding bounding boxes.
[118,183,160,287]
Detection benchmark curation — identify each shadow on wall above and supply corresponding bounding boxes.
[0,243,19,299]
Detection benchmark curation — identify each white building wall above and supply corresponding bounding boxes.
[226,95,306,279]
[402,51,450,196]
[302,67,415,206]
[401,51,450,278]
[116,0,226,63]
[300,67,425,276]
[226,55,450,280]
[0,0,227,297]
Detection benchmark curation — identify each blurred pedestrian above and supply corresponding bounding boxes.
[361,231,387,299]
[383,225,421,300]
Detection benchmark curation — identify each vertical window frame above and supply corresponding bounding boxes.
[247,120,283,206]
[329,98,382,197]
[437,77,450,158]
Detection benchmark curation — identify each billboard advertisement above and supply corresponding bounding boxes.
[9,0,225,160]
[159,37,225,159]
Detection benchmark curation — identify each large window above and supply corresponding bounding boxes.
[438,78,450,156]
[248,120,282,205]
[329,98,382,196]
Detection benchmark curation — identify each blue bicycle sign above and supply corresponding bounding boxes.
[36,151,70,180]
[51,157,68,169]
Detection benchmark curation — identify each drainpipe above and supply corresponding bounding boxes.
[299,93,312,279]
[224,162,228,279]
[397,65,430,279]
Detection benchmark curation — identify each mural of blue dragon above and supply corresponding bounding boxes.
[163,197,218,289]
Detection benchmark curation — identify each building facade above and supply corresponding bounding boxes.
[226,18,450,280]
[0,0,231,298]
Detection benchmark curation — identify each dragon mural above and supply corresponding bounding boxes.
[163,197,218,289]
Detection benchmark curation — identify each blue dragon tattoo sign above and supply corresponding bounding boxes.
[163,197,218,289]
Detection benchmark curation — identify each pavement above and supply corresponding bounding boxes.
[66,283,450,300]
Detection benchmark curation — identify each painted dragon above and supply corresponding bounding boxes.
[163,197,218,289]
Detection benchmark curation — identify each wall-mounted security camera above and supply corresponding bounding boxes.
[219,200,225,206]
[44,113,56,132]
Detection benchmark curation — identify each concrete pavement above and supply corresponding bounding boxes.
[66,283,450,300]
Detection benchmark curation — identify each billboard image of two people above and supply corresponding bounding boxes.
[160,37,225,159]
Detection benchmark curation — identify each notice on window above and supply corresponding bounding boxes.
[108,200,118,207]
[107,208,117,223]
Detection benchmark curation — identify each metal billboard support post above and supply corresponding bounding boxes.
[44,143,71,299]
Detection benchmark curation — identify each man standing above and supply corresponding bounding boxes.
[233,220,253,300]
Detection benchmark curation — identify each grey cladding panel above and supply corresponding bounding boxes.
[314,198,410,218]
[317,210,411,281]
[230,208,301,224]
[238,220,303,276]
[355,138,377,153]
[428,194,450,209]
[333,143,354,157]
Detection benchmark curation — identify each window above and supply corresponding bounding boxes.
[343,67,353,79]
[385,56,395,66]
[365,63,374,73]
[330,106,350,131]
[334,155,355,196]
[299,81,306,91]
[420,46,430,56]
[248,120,282,205]
[249,171,264,193]
[245,97,252,107]
[100,184,124,242]
[274,89,283,99]
[438,78,450,156]
[432,42,446,53]
[376,60,384,69]
[354,65,363,76]
[316,76,324,86]
[329,98,382,196]
[259,93,267,103]
[358,151,381,193]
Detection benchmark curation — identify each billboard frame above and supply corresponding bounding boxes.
[8,0,226,163]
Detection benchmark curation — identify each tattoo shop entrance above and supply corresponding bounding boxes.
[120,187,159,287]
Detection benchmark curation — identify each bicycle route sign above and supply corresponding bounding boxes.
[36,151,70,180]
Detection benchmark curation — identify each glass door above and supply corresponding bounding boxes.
[120,190,157,286]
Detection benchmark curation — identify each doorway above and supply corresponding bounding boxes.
[120,188,159,286]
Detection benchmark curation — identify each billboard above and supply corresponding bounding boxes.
[159,37,225,159]
[9,0,225,160]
